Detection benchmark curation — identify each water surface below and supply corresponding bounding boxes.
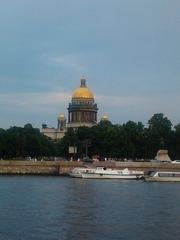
[0,176,179,240]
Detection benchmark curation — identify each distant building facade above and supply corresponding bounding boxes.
[67,77,98,128]
[42,114,67,140]
[42,77,99,140]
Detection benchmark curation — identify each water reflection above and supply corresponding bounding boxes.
[63,179,99,240]
[0,177,180,240]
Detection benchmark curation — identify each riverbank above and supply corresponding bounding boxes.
[0,160,180,175]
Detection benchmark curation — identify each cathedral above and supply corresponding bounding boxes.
[42,77,99,140]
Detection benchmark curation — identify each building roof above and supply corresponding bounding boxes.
[72,77,94,99]
[58,113,65,120]
[101,115,109,121]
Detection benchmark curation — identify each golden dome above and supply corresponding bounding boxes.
[72,87,94,99]
[101,115,109,121]
[58,113,65,120]
[72,77,94,99]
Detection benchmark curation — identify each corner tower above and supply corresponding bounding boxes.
[67,77,98,128]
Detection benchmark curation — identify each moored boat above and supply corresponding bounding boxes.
[69,167,96,178]
[81,167,144,179]
[144,171,180,182]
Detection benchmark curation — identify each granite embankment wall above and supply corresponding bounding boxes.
[0,160,82,175]
[0,160,180,175]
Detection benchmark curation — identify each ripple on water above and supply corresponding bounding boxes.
[0,176,180,240]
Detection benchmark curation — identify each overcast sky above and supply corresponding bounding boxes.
[0,0,179,128]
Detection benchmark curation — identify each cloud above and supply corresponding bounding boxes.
[0,91,71,113]
[97,95,146,107]
[51,53,85,74]
[96,94,180,125]
[0,91,179,128]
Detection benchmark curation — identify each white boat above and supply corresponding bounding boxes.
[81,167,144,179]
[69,167,96,178]
[144,171,180,182]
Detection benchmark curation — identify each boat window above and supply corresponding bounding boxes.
[148,171,155,176]
[158,173,174,177]
[174,173,180,177]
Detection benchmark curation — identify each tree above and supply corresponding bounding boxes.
[174,123,180,159]
[146,113,173,158]
[56,128,78,157]
[0,113,178,160]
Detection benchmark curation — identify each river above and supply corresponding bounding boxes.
[0,176,179,240]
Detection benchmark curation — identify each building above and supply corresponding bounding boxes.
[100,115,109,122]
[41,114,67,140]
[67,76,98,128]
[42,77,98,140]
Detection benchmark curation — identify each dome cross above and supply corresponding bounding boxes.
[80,76,87,87]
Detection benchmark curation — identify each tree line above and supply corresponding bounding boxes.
[0,113,180,160]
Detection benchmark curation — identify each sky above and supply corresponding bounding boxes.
[0,0,180,129]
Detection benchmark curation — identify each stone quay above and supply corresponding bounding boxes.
[0,160,180,176]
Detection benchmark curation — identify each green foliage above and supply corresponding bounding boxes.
[0,124,55,159]
[174,123,180,159]
[146,113,173,158]
[0,113,179,160]
[57,113,177,159]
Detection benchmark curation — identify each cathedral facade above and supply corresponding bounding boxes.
[68,77,98,128]
[42,77,98,140]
